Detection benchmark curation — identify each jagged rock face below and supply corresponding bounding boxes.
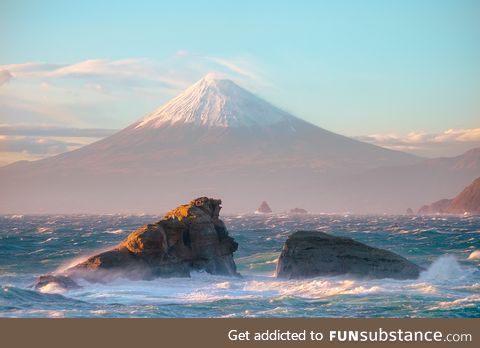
[255,201,272,214]
[65,197,239,281]
[276,231,422,280]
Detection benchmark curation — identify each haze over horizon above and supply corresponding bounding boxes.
[1,0,479,165]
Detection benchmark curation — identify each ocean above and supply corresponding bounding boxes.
[0,214,479,318]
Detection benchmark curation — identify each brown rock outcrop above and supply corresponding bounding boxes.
[448,177,480,214]
[60,197,239,282]
[417,177,480,215]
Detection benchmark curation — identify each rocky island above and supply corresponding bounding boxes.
[35,197,239,289]
[255,201,272,214]
[275,231,422,280]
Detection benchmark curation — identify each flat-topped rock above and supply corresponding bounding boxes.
[275,231,422,280]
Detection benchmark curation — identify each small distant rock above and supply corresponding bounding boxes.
[276,231,422,280]
[255,201,272,214]
[406,208,414,215]
[289,208,308,214]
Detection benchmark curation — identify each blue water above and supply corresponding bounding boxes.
[0,214,479,318]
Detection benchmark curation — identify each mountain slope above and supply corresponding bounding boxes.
[448,177,480,214]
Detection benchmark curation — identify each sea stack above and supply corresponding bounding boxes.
[276,231,422,280]
[36,197,239,286]
[255,201,272,214]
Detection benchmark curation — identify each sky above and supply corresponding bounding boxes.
[1,0,479,164]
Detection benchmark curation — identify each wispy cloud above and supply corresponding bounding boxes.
[0,135,81,155]
[206,56,259,81]
[0,70,12,86]
[1,59,188,88]
[356,128,480,157]
[1,55,267,88]
[0,124,116,137]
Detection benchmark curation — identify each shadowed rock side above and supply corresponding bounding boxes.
[56,197,239,283]
[275,231,422,280]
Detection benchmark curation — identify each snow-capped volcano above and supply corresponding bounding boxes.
[2,75,476,214]
[135,75,294,128]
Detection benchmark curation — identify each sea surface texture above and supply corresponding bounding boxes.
[0,214,479,318]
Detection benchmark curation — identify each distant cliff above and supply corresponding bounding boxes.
[418,177,480,215]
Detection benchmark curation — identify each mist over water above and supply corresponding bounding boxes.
[0,214,479,318]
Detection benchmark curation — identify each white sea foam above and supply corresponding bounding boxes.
[36,227,52,234]
[38,283,66,294]
[427,295,480,311]
[48,311,65,317]
[419,255,470,282]
[54,246,115,274]
[405,283,437,294]
[39,237,56,244]
[105,229,124,234]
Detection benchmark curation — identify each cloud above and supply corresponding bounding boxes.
[0,70,13,86]
[0,59,188,88]
[0,126,114,165]
[0,55,267,89]
[206,56,259,81]
[0,124,117,137]
[356,128,480,157]
[358,128,480,145]
[433,128,480,143]
[0,135,82,155]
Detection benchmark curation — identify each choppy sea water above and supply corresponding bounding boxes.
[0,214,479,318]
